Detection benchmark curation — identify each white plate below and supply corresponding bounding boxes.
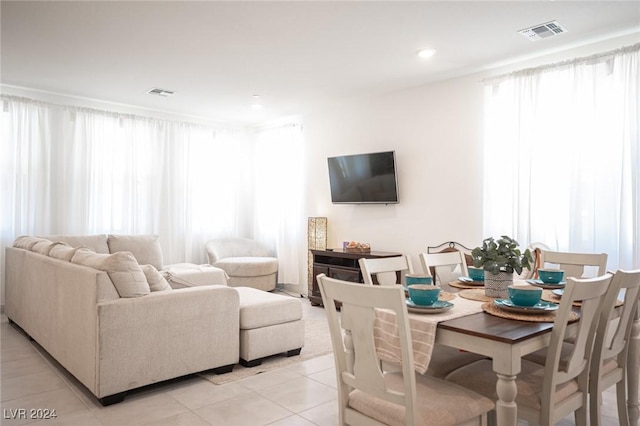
[526,279,566,289]
[406,299,454,314]
[552,289,564,297]
[494,299,559,314]
[458,277,484,286]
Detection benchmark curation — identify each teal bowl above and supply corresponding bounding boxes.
[468,267,485,281]
[538,269,565,284]
[408,284,440,306]
[405,274,433,288]
[508,285,542,306]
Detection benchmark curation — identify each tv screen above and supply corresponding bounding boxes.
[327,151,399,204]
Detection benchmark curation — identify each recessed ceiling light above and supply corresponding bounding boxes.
[417,48,437,59]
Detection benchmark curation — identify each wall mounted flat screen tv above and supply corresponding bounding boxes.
[327,151,399,204]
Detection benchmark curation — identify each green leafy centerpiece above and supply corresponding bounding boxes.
[471,236,533,298]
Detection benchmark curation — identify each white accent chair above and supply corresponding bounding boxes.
[205,238,278,291]
[317,274,494,425]
[446,274,613,425]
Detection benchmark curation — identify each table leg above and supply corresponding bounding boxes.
[495,373,518,426]
[628,310,640,426]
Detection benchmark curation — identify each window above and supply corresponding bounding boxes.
[482,43,639,269]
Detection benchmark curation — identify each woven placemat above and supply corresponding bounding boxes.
[541,289,566,304]
[439,291,456,302]
[541,290,623,308]
[459,288,495,302]
[482,301,580,323]
[449,280,484,290]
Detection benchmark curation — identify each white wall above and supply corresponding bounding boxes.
[303,74,484,273]
[301,32,640,278]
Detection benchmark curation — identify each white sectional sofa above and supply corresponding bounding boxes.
[5,234,239,405]
[5,234,306,406]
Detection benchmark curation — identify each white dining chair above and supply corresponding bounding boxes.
[590,269,640,426]
[419,251,469,287]
[446,273,613,426]
[316,273,494,426]
[358,255,414,286]
[539,250,608,279]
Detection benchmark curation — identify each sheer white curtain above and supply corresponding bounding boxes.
[253,124,305,285]
[482,44,640,270]
[0,97,257,283]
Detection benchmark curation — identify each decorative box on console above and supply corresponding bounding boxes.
[343,241,371,253]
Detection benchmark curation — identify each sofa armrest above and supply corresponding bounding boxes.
[162,263,229,288]
[96,285,239,398]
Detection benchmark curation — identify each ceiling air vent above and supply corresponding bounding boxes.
[147,88,175,97]
[518,21,567,41]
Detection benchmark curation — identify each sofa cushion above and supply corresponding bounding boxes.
[141,264,172,292]
[108,234,163,270]
[71,248,150,298]
[45,234,110,254]
[214,257,278,277]
[13,236,51,250]
[235,287,302,330]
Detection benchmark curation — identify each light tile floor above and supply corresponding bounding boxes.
[0,294,624,426]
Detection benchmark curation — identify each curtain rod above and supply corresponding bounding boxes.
[482,42,640,85]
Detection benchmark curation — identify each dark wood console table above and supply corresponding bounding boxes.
[308,249,403,306]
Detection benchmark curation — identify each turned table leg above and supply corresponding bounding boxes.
[628,309,640,425]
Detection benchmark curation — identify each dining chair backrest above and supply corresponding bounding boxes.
[539,250,608,279]
[358,255,414,286]
[316,273,419,425]
[589,269,640,426]
[541,273,612,424]
[521,242,551,279]
[427,241,473,260]
[418,251,468,286]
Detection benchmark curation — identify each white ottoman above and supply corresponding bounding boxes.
[235,287,305,367]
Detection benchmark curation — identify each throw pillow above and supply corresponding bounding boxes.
[31,240,55,255]
[44,234,110,253]
[141,264,172,292]
[71,248,150,298]
[48,243,82,262]
[107,234,164,270]
[13,236,50,250]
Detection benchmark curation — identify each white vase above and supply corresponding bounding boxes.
[484,271,513,298]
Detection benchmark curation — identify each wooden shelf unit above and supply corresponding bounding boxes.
[308,249,402,306]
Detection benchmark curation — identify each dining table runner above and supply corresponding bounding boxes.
[374,296,484,374]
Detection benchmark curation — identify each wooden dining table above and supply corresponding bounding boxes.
[431,283,640,426]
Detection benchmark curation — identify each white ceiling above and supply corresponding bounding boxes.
[2,1,639,125]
